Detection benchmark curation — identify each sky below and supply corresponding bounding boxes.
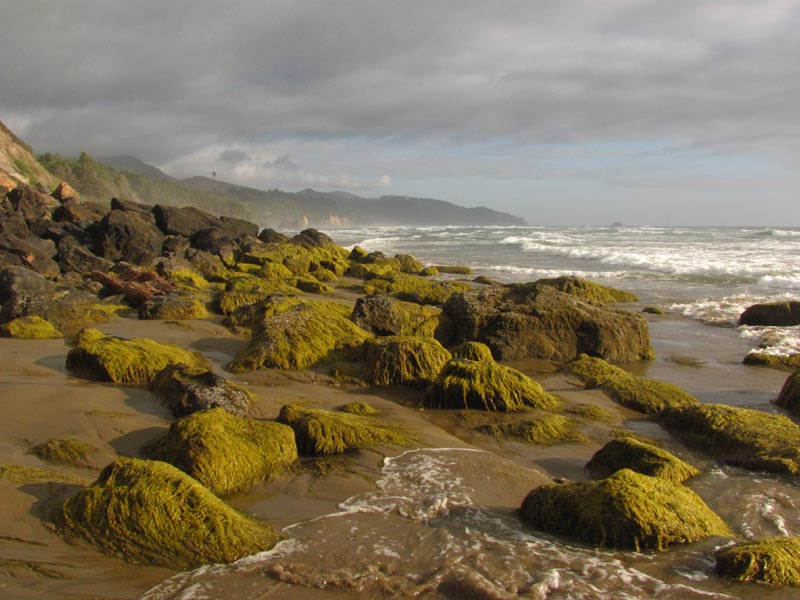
[1,0,799,226]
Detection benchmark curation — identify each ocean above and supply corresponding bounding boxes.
[143,225,800,600]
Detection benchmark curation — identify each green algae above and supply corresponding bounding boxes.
[151,364,256,417]
[743,352,800,371]
[277,404,409,456]
[382,272,471,305]
[0,464,81,484]
[338,401,378,416]
[660,403,800,475]
[715,537,800,586]
[143,408,297,496]
[434,265,472,275]
[228,300,371,371]
[162,267,210,291]
[776,370,800,415]
[586,437,700,483]
[138,296,209,320]
[360,336,452,388]
[351,294,443,339]
[258,261,294,280]
[293,277,334,295]
[54,457,280,569]
[566,403,616,422]
[536,276,638,304]
[451,341,494,362]
[425,358,562,412]
[472,275,499,285]
[29,438,97,468]
[477,414,587,446]
[311,267,339,283]
[418,266,440,277]
[565,355,699,414]
[0,316,62,339]
[519,469,731,551]
[66,327,209,385]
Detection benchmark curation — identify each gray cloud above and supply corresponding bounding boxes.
[1,1,798,223]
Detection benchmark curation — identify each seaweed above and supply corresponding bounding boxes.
[519,469,731,551]
[0,464,81,484]
[566,403,616,422]
[476,414,587,445]
[585,437,700,483]
[277,404,410,456]
[66,327,208,385]
[337,401,378,416]
[143,408,297,496]
[715,537,800,586]
[450,341,494,362]
[360,336,452,388]
[660,403,800,475]
[535,276,638,304]
[565,355,699,414]
[744,352,800,371]
[54,457,280,568]
[425,358,562,412]
[29,438,97,468]
[0,316,62,339]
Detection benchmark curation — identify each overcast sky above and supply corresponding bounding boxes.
[2,1,799,225]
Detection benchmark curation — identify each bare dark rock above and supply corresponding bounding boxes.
[257,228,288,244]
[162,235,191,257]
[190,227,239,266]
[288,228,336,249]
[740,302,800,327]
[153,204,222,237]
[151,364,253,417]
[57,236,114,274]
[111,197,156,224]
[220,216,259,239]
[0,266,57,322]
[53,198,110,225]
[97,210,165,265]
[0,234,59,278]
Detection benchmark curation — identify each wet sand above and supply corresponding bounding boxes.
[0,309,795,599]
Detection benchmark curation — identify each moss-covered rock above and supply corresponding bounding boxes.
[586,437,699,483]
[536,276,638,304]
[66,327,208,385]
[519,469,731,551]
[160,266,210,291]
[277,404,409,455]
[472,275,499,285]
[740,302,800,326]
[29,438,97,468]
[565,355,699,414]
[360,336,452,388]
[443,284,654,363]
[743,352,800,371]
[425,358,562,412]
[660,403,800,475]
[337,401,378,416]
[382,272,471,306]
[228,300,371,371]
[776,370,800,415]
[476,414,587,445]
[451,341,494,362]
[258,261,294,280]
[418,266,439,277]
[715,537,800,586]
[54,457,279,568]
[143,408,297,496]
[0,316,62,338]
[293,277,334,295]
[434,265,472,275]
[351,294,443,338]
[567,403,616,422]
[151,364,255,417]
[138,294,209,320]
[346,261,398,280]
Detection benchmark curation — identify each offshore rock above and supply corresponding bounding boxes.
[443,283,654,363]
[740,301,800,326]
[715,537,800,586]
[776,370,800,415]
[586,437,700,483]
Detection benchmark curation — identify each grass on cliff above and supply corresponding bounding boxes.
[29,438,97,468]
[277,404,410,456]
[586,437,699,483]
[715,537,800,586]
[660,403,800,475]
[0,316,62,339]
[360,336,452,388]
[53,457,280,569]
[476,414,587,446]
[425,358,562,412]
[565,354,699,414]
[519,469,731,551]
[143,408,297,496]
[66,327,208,385]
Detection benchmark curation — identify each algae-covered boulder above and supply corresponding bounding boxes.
[519,469,730,551]
[740,301,800,326]
[586,437,699,483]
[66,327,208,385]
[151,364,255,417]
[743,352,800,371]
[443,283,653,363]
[565,355,699,414]
[536,276,638,304]
[338,401,378,416]
[360,336,452,388]
[776,370,800,415]
[138,294,208,320]
[351,294,442,338]
[476,414,586,445]
[660,403,800,475]
[451,341,494,362]
[382,272,471,306]
[277,404,408,455]
[425,358,562,412]
[0,315,61,338]
[54,457,279,568]
[30,437,97,468]
[228,300,371,371]
[715,537,800,586]
[144,408,297,496]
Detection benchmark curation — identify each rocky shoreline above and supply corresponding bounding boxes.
[2,179,800,597]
